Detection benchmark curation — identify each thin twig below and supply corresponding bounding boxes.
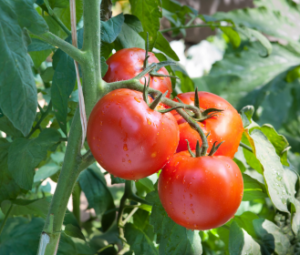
[0,203,13,236]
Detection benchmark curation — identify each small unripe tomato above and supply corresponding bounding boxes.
[87,89,179,180]
[158,151,243,230]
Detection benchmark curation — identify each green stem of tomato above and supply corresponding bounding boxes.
[30,31,86,64]
[37,0,105,254]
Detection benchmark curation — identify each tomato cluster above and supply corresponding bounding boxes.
[87,48,244,230]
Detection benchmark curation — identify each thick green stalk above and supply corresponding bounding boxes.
[38,110,82,255]
[72,184,81,224]
[82,0,104,115]
[32,32,86,64]
[37,0,104,254]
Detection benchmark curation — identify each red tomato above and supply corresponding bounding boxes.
[173,92,244,158]
[158,151,243,230]
[87,89,179,180]
[103,48,172,98]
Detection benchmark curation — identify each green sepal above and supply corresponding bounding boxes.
[143,77,150,104]
[195,140,201,157]
[154,61,177,71]
[149,91,168,110]
[186,139,195,158]
[150,73,178,79]
[194,87,200,108]
[158,105,183,114]
[208,141,225,156]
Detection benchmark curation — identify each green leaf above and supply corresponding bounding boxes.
[245,129,294,213]
[241,133,263,174]
[260,124,290,166]
[110,174,126,184]
[0,2,38,136]
[154,32,179,61]
[136,177,155,194]
[213,5,300,42]
[244,27,272,57]
[232,211,260,238]
[0,217,44,255]
[53,0,83,30]
[41,67,55,83]
[11,0,48,34]
[286,65,300,83]
[0,142,24,204]
[229,222,261,255]
[147,191,202,255]
[29,49,52,68]
[115,14,145,49]
[51,28,83,133]
[28,38,55,52]
[129,0,162,50]
[64,224,86,241]
[220,27,241,48]
[240,105,254,128]
[242,173,267,201]
[101,13,124,43]
[253,218,290,255]
[197,43,300,109]
[57,232,78,255]
[125,223,158,255]
[34,162,60,182]
[1,197,50,218]
[101,56,108,77]
[0,116,23,137]
[8,128,61,190]
[79,165,116,231]
[175,70,194,93]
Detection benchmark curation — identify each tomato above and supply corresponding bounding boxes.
[87,88,179,180]
[103,48,172,98]
[158,151,243,230]
[173,92,244,158]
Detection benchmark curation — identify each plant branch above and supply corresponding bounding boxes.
[240,142,253,152]
[160,23,217,33]
[31,31,86,64]
[43,0,71,36]
[0,203,13,236]
[27,101,53,138]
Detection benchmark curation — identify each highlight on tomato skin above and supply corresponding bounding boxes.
[172,91,244,158]
[87,88,179,180]
[103,47,173,98]
[158,151,244,230]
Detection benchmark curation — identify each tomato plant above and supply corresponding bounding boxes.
[158,151,243,230]
[173,92,244,158]
[1,0,299,255]
[103,48,173,98]
[87,88,179,180]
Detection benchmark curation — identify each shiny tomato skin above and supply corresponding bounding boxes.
[103,48,172,98]
[87,89,179,180]
[158,151,243,230]
[173,92,244,158]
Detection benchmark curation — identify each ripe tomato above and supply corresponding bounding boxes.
[103,48,172,98]
[158,151,243,230]
[87,88,179,180]
[173,92,244,158]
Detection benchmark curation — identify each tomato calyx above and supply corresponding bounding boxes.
[193,88,224,121]
[185,138,224,157]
